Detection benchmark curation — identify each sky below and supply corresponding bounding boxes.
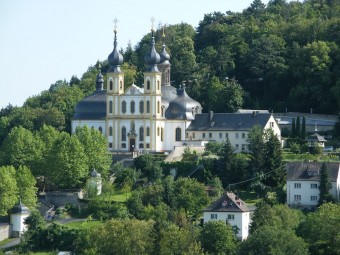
[0,0,271,109]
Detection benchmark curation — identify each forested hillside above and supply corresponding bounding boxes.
[0,0,339,141]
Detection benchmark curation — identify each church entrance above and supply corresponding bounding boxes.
[129,138,135,152]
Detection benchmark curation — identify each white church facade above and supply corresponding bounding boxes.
[72,26,281,153]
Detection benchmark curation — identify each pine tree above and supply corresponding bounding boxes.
[318,162,333,206]
[296,117,301,139]
[292,118,296,137]
[301,117,306,139]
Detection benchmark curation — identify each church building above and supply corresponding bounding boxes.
[72,26,202,152]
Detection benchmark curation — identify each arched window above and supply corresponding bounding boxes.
[175,128,181,141]
[130,101,135,114]
[120,80,122,89]
[161,128,164,142]
[139,127,144,141]
[146,100,150,113]
[122,101,126,114]
[139,101,144,114]
[110,80,113,90]
[122,127,126,141]
[157,101,160,114]
[109,126,113,136]
[147,80,150,90]
[146,127,150,136]
[109,100,113,114]
[157,80,160,90]
[98,127,102,134]
[161,106,164,117]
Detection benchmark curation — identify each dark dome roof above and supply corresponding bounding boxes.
[108,32,123,72]
[165,87,201,120]
[91,169,101,177]
[11,201,30,214]
[73,90,107,120]
[161,85,177,108]
[159,44,170,65]
[144,34,160,72]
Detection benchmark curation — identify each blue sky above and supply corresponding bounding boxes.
[0,0,271,108]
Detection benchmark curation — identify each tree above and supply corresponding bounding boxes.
[239,225,308,255]
[291,118,296,137]
[247,125,265,178]
[296,116,301,138]
[200,220,237,255]
[0,166,18,216]
[301,116,306,139]
[74,126,111,177]
[299,203,340,255]
[318,162,333,206]
[46,132,88,188]
[16,165,37,208]
[172,177,209,217]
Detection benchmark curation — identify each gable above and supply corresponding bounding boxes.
[125,85,144,95]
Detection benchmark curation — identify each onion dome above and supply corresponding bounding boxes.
[11,201,30,214]
[159,43,170,65]
[108,29,123,73]
[91,169,101,178]
[144,30,160,72]
[165,85,202,120]
[96,65,104,91]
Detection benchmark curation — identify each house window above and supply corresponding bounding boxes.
[311,196,318,201]
[109,100,113,114]
[122,101,127,114]
[227,214,235,220]
[146,143,150,149]
[109,142,112,148]
[202,133,206,139]
[219,133,222,139]
[109,126,113,136]
[235,144,239,149]
[146,127,150,136]
[139,127,144,141]
[241,144,246,151]
[294,183,301,189]
[311,183,318,189]
[225,133,228,139]
[235,133,239,139]
[270,121,274,128]
[110,80,113,90]
[121,143,126,148]
[130,101,135,114]
[294,195,301,201]
[147,80,150,90]
[209,133,212,139]
[122,127,126,141]
[211,214,217,219]
[242,133,246,139]
[146,100,150,113]
[139,101,144,114]
[176,128,181,141]
[98,127,102,134]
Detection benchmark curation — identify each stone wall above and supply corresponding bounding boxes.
[0,223,10,241]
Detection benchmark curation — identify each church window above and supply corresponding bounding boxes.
[139,101,144,114]
[122,127,126,141]
[131,101,135,114]
[120,80,122,89]
[110,80,113,90]
[121,143,126,149]
[157,101,160,114]
[176,128,181,141]
[146,127,150,136]
[122,101,126,114]
[146,143,150,149]
[157,80,160,90]
[161,128,164,142]
[147,80,150,90]
[139,127,144,141]
[161,107,164,117]
[109,100,113,114]
[157,127,160,136]
[146,100,150,113]
[139,143,144,149]
[109,126,113,136]
[98,127,102,134]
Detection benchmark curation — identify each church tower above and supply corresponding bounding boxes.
[106,20,124,150]
[158,27,171,86]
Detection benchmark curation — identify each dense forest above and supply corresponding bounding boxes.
[1,0,339,141]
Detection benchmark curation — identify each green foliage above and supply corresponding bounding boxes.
[239,225,309,255]
[16,165,38,208]
[112,162,140,191]
[318,162,334,205]
[299,203,340,255]
[200,220,238,255]
[0,166,18,215]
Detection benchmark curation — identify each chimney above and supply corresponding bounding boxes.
[209,111,213,121]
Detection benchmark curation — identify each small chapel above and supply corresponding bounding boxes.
[72,23,202,152]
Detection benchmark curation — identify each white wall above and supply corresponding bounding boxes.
[203,211,250,240]
[72,120,106,135]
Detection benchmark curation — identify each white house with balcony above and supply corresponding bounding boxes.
[286,162,340,208]
[203,192,253,240]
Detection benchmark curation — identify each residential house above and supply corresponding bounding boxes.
[203,192,252,240]
[286,162,340,208]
